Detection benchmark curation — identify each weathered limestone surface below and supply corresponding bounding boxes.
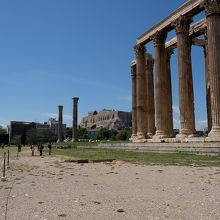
[72,97,79,142]
[134,44,147,141]
[146,54,155,137]
[165,49,174,137]
[131,61,137,140]
[58,105,63,142]
[204,0,220,140]
[174,15,196,138]
[204,41,212,133]
[153,31,171,139]
[80,109,131,130]
[131,0,220,143]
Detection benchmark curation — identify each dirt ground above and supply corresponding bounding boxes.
[0,151,220,220]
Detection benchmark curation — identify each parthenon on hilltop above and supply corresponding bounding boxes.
[131,0,220,143]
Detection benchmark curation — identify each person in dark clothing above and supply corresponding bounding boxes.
[39,144,44,156]
[17,144,21,152]
[48,143,52,155]
[30,145,35,156]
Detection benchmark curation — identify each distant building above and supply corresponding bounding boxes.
[10,121,37,144]
[80,109,132,131]
[10,119,66,144]
[47,118,66,137]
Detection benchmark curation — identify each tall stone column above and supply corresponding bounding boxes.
[72,97,79,142]
[146,53,155,137]
[203,41,212,133]
[143,53,148,138]
[130,60,137,140]
[166,49,174,136]
[58,105,63,142]
[152,31,171,139]
[174,15,196,138]
[204,0,220,139]
[134,44,147,140]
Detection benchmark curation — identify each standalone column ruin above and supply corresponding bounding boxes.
[72,97,79,142]
[134,44,147,141]
[58,105,63,142]
[204,0,220,140]
[153,31,171,139]
[146,53,155,137]
[131,60,137,140]
[174,15,196,138]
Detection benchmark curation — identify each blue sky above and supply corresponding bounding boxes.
[0,0,207,129]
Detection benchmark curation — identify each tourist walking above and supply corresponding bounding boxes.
[17,144,22,152]
[48,143,52,155]
[30,145,35,156]
[39,144,44,156]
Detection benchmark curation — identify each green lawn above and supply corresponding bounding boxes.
[52,147,220,167]
[0,145,219,167]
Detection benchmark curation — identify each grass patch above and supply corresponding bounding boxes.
[52,147,220,167]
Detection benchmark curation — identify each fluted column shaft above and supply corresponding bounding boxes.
[166,49,174,136]
[134,44,146,140]
[72,97,79,142]
[204,0,220,138]
[153,31,171,138]
[131,61,137,139]
[58,105,63,142]
[146,54,155,137]
[204,43,212,133]
[143,55,148,138]
[174,15,195,137]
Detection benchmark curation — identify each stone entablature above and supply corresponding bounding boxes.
[80,109,132,130]
[137,0,204,45]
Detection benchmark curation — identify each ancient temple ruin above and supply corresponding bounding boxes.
[80,109,132,130]
[131,0,220,142]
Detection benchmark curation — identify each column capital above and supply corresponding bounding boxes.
[173,15,192,34]
[72,97,79,104]
[204,0,220,17]
[152,31,167,47]
[166,48,174,59]
[134,44,146,57]
[146,53,154,68]
[131,60,137,79]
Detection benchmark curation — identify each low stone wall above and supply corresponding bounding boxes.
[97,142,220,155]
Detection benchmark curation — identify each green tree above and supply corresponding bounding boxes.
[116,128,131,140]
[96,128,111,140]
[110,129,118,141]
[0,126,7,135]
[78,128,88,139]
[26,128,38,145]
[10,135,22,145]
[66,127,72,138]
[37,129,53,144]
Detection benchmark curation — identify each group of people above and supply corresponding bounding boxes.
[30,143,52,157]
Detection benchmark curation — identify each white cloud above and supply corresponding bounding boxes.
[196,119,207,130]
[38,112,72,122]
[173,117,180,129]
[172,105,180,115]
[0,118,10,127]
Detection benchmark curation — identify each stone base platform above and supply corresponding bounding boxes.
[98,140,220,155]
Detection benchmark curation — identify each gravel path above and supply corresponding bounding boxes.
[0,152,220,220]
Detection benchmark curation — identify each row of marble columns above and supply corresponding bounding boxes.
[131,0,220,142]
